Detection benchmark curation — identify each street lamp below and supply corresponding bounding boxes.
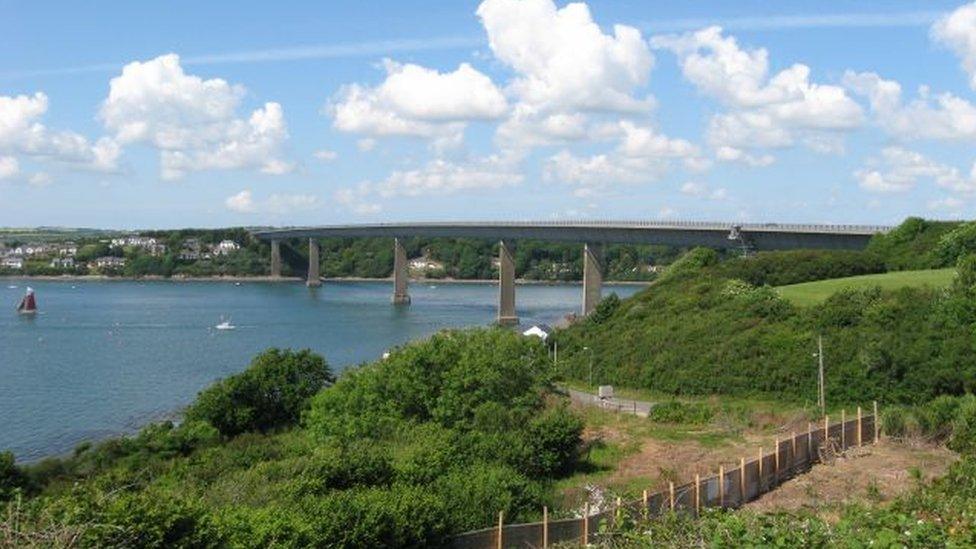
[583,346,595,388]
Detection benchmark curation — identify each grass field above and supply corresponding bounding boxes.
[776,268,955,306]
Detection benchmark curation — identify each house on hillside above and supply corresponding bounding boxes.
[213,240,240,256]
[1,256,24,270]
[50,257,76,268]
[94,256,125,269]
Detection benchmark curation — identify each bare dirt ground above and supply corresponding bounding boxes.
[746,439,957,514]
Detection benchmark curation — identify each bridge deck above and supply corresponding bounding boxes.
[251,220,889,251]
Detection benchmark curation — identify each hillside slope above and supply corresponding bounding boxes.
[553,249,976,406]
[776,268,954,306]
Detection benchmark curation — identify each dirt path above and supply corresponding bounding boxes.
[746,440,957,513]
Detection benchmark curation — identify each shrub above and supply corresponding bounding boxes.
[648,401,715,425]
[187,349,334,437]
[719,250,886,287]
[519,405,584,478]
[936,222,976,267]
[0,451,27,501]
[950,396,976,455]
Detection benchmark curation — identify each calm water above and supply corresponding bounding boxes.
[0,279,641,461]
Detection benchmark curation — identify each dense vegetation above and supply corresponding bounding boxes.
[555,240,976,406]
[0,331,582,547]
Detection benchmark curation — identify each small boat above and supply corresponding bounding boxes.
[215,316,235,330]
[16,287,37,315]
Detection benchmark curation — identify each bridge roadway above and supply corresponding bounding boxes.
[251,220,890,325]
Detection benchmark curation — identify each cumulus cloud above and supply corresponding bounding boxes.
[100,54,292,180]
[314,149,338,161]
[0,92,119,176]
[652,26,863,162]
[329,59,506,146]
[854,146,975,193]
[225,189,320,214]
[375,154,523,197]
[477,0,653,114]
[844,70,976,141]
[932,2,976,89]
[334,183,382,215]
[477,0,655,148]
[680,181,728,200]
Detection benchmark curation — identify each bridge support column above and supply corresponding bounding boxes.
[582,242,604,316]
[307,238,322,287]
[392,238,410,305]
[497,240,518,325]
[270,240,281,278]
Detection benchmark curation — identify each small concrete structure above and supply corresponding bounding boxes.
[497,240,518,325]
[598,385,614,400]
[392,237,410,305]
[307,238,321,287]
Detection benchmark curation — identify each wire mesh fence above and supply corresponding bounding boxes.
[452,406,878,549]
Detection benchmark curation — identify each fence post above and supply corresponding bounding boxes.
[739,457,746,504]
[497,511,503,549]
[774,438,780,483]
[582,503,589,545]
[666,482,673,511]
[694,474,700,516]
[791,432,797,459]
[642,489,648,521]
[616,496,622,526]
[874,401,880,443]
[719,466,725,508]
[841,409,846,449]
[633,401,637,415]
[808,422,814,458]
[758,447,763,484]
[543,506,548,549]
[857,406,863,447]
[824,414,829,443]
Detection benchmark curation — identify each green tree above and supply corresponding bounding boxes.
[187,349,334,437]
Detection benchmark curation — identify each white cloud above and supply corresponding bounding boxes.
[715,146,775,167]
[652,26,862,162]
[932,2,976,89]
[225,189,319,214]
[0,156,18,179]
[329,59,506,145]
[225,190,256,213]
[376,154,523,197]
[854,147,974,193]
[544,150,665,195]
[100,54,292,180]
[334,183,383,215]
[0,92,119,174]
[28,172,52,187]
[928,196,965,214]
[844,70,976,141]
[314,149,338,161]
[680,181,728,200]
[477,0,653,114]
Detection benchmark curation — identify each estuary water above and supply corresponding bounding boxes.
[0,279,642,461]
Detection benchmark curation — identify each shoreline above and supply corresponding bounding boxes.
[1,274,653,286]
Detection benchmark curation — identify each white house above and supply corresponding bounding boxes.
[214,240,240,255]
[95,256,126,269]
[50,257,75,268]
[2,256,24,270]
[522,324,553,341]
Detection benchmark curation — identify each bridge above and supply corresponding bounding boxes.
[251,220,890,325]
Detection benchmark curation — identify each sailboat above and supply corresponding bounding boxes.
[17,287,37,315]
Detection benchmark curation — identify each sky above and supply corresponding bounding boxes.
[2,0,976,229]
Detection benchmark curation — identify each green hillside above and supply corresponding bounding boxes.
[777,268,955,306]
[553,247,976,406]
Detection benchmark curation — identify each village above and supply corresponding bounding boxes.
[0,234,243,275]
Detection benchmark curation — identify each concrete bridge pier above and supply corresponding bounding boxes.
[392,238,411,305]
[270,240,281,278]
[582,242,604,316]
[307,238,322,287]
[497,240,518,325]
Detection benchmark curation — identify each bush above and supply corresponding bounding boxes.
[519,405,584,477]
[649,401,715,425]
[950,396,976,455]
[187,349,334,437]
[0,451,27,501]
[719,250,886,287]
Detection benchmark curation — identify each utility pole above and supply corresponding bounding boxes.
[584,346,594,388]
[817,335,825,415]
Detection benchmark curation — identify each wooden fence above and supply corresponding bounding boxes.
[452,403,880,548]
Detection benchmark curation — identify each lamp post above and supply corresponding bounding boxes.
[813,335,825,415]
[583,346,594,388]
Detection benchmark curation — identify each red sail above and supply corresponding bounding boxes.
[24,293,36,311]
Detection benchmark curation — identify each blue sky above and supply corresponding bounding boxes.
[2,0,976,228]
